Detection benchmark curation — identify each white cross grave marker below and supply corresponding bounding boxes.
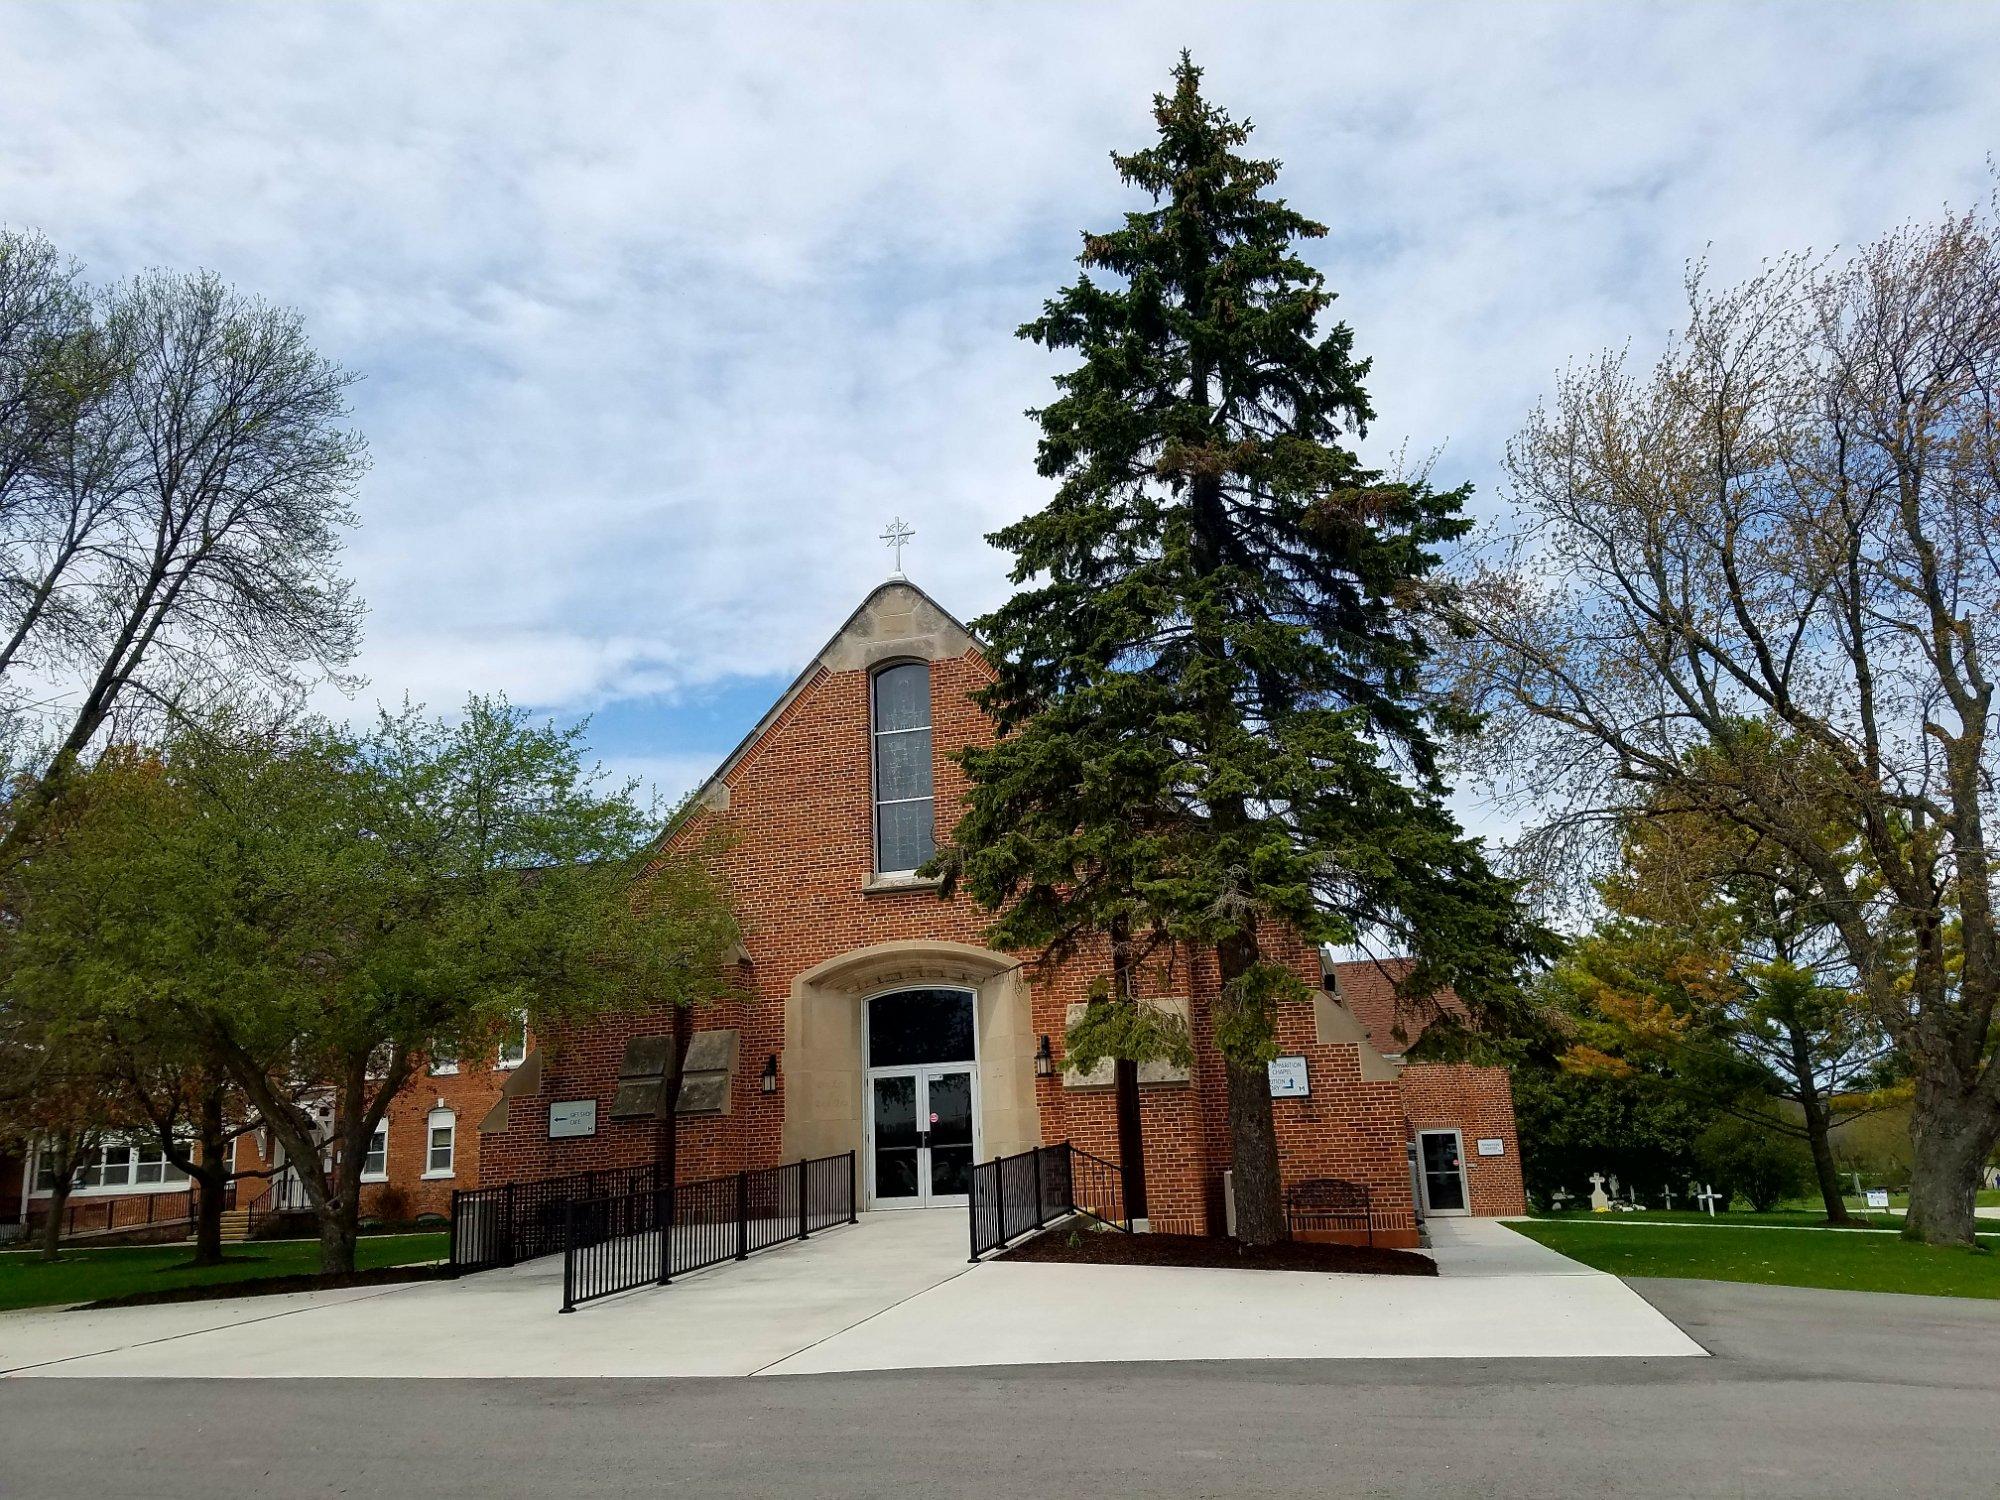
[1695,1183,1721,1217]
[1661,1185,1676,1212]
[1589,1172,1610,1213]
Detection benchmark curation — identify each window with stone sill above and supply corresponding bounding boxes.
[424,1110,456,1177]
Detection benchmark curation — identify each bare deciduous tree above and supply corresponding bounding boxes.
[1452,193,2000,1246]
[0,231,366,827]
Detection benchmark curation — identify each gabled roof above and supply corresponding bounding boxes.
[1323,956,1467,1056]
[664,576,980,836]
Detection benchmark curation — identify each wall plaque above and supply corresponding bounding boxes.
[1477,1137,1505,1157]
[549,1099,598,1139]
[1267,1055,1310,1098]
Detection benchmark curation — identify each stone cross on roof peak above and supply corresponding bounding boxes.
[880,516,914,578]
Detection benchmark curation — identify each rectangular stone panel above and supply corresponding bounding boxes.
[619,1035,675,1081]
[1061,999,1191,1088]
[608,1079,666,1120]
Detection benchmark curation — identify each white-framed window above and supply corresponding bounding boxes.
[31,1137,190,1196]
[429,1041,458,1076]
[361,1121,389,1182]
[424,1110,456,1178]
[496,1011,527,1070]
[871,660,934,875]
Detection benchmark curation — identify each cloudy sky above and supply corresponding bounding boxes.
[5,2,1998,812]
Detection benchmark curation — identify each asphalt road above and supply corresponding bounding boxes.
[1,1277,1995,1499]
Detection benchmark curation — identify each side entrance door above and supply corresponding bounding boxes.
[1417,1129,1470,1216]
[868,1065,978,1209]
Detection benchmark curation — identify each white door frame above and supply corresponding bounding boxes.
[865,1064,981,1210]
[1417,1128,1471,1217]
[862,986,980,1211]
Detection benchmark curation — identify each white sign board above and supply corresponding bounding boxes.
[1267,1056,1310,1098]
[548,1099,598,1139]
[1865,1188,1891,1210]
[1477,1137,1505,1157]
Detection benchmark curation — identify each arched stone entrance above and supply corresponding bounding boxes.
[783,940,1038,1205]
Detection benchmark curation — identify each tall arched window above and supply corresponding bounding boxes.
[871,661,934,874]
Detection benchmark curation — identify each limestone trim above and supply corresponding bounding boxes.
[654,579,979,853]
[477,1046,543,1135]
[1312,994,1402,1084]
[793,938,1020,997]
[782,939,1037,1168]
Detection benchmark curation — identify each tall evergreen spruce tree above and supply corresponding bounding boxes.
[935,57,1549,1245]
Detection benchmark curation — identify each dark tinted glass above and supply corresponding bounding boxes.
[867,988,975,1066]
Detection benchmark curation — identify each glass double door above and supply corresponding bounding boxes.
[868,1066,976,1209]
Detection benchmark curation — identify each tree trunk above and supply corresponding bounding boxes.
[1114,1058,1149,1226]
[1903,1096,1996,1247]
[1789,1062,1854,1226]
[189,1089,228,1266]
[1224,1058,1284,1246]
[1216,924,1285,1246]
[37,1180,72,1262]
[191,1172,226,1267]
[318,1196,359,1274]
[1108,918,1148,1227]
[1796,1096,1853,1226]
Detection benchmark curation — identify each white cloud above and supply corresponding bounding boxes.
[3,0,1997,765]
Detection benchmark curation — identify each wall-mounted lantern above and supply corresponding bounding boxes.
[760,1054,779,1094]
[1034,1034,1054,1078]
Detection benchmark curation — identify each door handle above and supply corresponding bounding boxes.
[917,1132,931,1151]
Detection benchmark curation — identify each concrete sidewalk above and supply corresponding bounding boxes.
[0,1213,1700,1378]
[764,1217,1702,1373]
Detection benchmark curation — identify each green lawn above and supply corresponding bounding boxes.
[1837,1189,2000,1212]
[0,1233,449,1313]
[1532,1208,1902,1230]
[1509,1219,2000,1299]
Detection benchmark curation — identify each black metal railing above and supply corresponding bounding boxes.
[450,1160,670,1273]
[560,1152,858,1312]
[968,1141,1129,1261]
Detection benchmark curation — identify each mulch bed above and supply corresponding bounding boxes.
[996,1226,1436,1276]
[77,1263,455,1311]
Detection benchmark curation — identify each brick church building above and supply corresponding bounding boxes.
[480,578,1526,1241]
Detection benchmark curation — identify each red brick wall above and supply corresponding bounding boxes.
[479,599,1469,1236]
[1399,1062,1526,1217]
[357,1062,510,1219]
[224,1060,510,1224]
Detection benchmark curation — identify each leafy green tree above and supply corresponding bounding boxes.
[1564,742,1891,1223]
[1695,1114,1812,1212]
[5,700,739,1273]
[0,1006,121,1261]
[1510,1058,1718,1211]
[935,55,1551,1244]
